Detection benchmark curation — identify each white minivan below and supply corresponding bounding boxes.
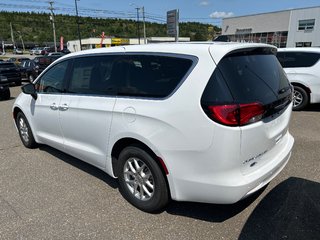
[277,47,320,110]
[13,43,294,212]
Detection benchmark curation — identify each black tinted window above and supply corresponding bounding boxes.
[68,56,115,95]
[113,55,193,98]
[204,52,290,105]
[66,54,193,97]
[36,61,68,93]
[0,63,15,68]
[201,70,233,104]
[276,52,320,68]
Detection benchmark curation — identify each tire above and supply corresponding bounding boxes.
[15,80,22,86]
[292,86,309,111]
[1,88,10,100]
[16,112,37,148]
[117,146,169,212]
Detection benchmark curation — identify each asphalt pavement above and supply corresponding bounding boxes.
[0,86,319,240]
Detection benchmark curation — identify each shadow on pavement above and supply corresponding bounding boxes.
[239,177,320,240]
[301,103,320,112]
[39,145,118,189]
[166,185,267,222]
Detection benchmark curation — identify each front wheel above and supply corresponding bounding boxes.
[1,88,10,100]
[117,146,169,212]
[16,112,37,148]
[292,86,309,111]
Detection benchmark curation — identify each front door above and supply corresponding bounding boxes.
[31,60,69,151]
[58,55,118,169]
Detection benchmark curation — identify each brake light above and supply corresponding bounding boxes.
[207,103,265,126]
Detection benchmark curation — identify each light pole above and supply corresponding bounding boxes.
[75,0,82,51]
[49,1,57,52]
[130,4,146,45]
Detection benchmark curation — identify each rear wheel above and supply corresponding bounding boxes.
[117,146,169,212]
[16,112,37,148]
[292,86,308,111]
[15,80,22,86]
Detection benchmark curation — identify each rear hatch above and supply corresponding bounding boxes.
[0,63,20,82]
[203,46,293,175]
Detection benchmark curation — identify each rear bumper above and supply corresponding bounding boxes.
[0,75,21,84]
[167,133,294,204]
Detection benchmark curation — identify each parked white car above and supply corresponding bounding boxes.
[13,43,294,212]
[277,47,320,110]
[29,47,41,55]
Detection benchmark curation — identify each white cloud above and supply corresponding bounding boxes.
[200,1,210,6]
[210,11,234,19]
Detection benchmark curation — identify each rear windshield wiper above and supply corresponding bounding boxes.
[278,86,291,94]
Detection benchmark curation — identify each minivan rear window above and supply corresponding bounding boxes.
[202,48,292,107]
[276,52,320,68]
[216,51,290,105]
[201,48,292,125]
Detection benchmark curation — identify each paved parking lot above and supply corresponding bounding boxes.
[0,86,319,240]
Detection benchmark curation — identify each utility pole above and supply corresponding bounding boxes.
[17,31,25,52]
[75,0,82,51]
[142,7,146,44]
[49,1,57,52]
[10,22,15,49]
[135,7,140,45]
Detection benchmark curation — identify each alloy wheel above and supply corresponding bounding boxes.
[293,89,303,108]
[19,117,29,143]
[123,157,155,201]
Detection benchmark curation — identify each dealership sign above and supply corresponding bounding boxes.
[167,9,179,40]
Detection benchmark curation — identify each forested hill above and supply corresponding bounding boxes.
[0,11,221,46]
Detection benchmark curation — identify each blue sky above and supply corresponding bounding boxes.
[0,0,319,26]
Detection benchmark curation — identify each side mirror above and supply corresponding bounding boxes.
[21,83,37,100]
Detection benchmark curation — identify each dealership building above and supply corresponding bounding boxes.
[67,37,190,52]
[220,6,320,48]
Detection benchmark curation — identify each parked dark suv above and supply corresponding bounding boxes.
[19,59,37,82]
[0,62,22,86]
[33,56,61,77]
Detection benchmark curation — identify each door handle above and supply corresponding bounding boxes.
[59,103,69,111]
[50,103,58,110]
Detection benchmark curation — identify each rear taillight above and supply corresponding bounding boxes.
[207,102,265,126]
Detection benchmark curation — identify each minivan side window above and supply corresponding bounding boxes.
[113,55,193,98]
[35,60,68,93]
[68,55,116,95]
[277,52,320,68]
